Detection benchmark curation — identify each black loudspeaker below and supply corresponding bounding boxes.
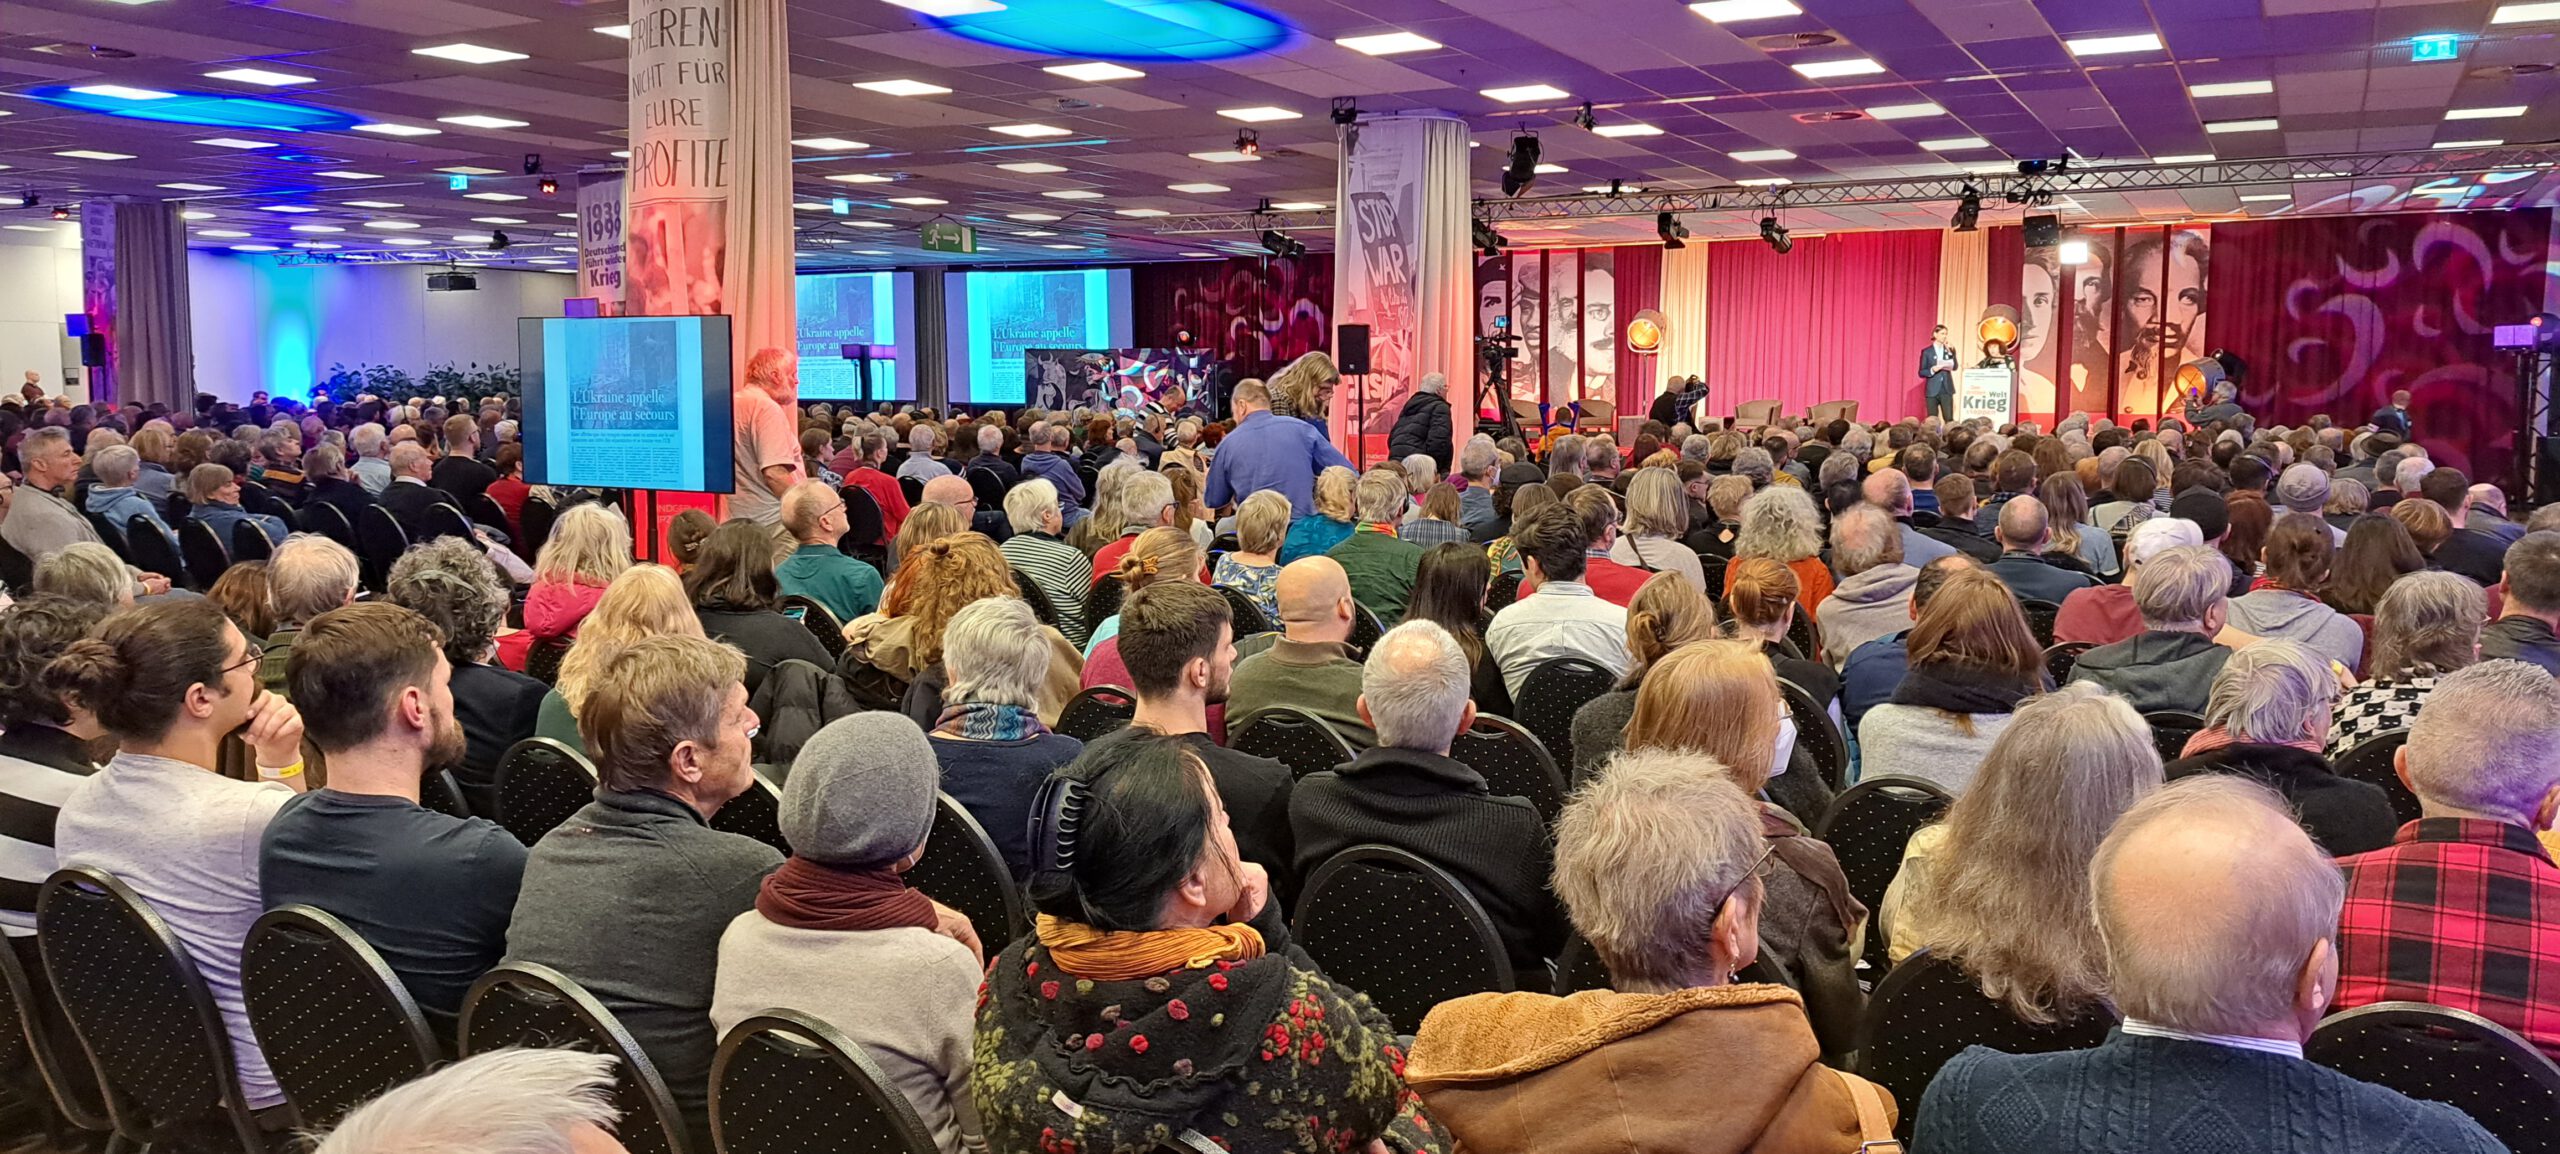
[2022,214,2062,248]
[1337,325,1371,375]
[78,334,105,367]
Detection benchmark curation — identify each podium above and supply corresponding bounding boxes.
[1957,367,2016,425]
[840,342,898,404]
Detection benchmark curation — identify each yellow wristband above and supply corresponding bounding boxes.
[258,760,305,781]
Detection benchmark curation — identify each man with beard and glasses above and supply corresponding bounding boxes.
[259,601,528,1025]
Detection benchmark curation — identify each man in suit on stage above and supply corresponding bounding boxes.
[1919,324,1958,423]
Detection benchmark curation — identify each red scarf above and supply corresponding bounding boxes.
[754,857,938,933]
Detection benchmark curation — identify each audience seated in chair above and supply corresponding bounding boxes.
[504,634,781,1150]
[1326,467,1427,622]
[1486,502,1632,699]
[712,712,987,1154]
[1912,776,2503,1154]
[2227,512,2365,673]
[927,597,1086,879]
[970,730,1434,1154]
[2479,530,2560,678]
[2334,659,2560,1061]
[312,1048,629,1154]
[1568,572,1719,779]
[1914,474,2001,564]
[259,534,360,694]
[259,601,527,1024]
[997,478,1094,647]
[1227,556,1375,749]
[1087,468,1179,581]
[686,519,833,692]
[1864,467,1957,570]
[1729,486,1835,619]
[775,480,884,626]
[1724,556,1842,709]
[534,564,700,757]
[0,596,111,937]
[1985,496,2099,607]
[1564,486,1651,608]
[1408,751,1901,1153]
[2163,639,2396,856]
[389,537,547,806]
[1839,554,1979,736]
[379,442,461,544]
[1279,466,1360,564]
[1607,466,1708,592]
[1817,504,1917,672]
[1291,620,1564,979]
[49,598,311,1112]
[1080,524,1204,664]
[498,502,633,673]
[2053,518,2199,646]
[186,461,289,555]
[33,542,135,616]
[2067,545,2236,715]
[847,531,1081,725]
[2328,571,2484,756]
[83,444,175,551]
[1857,569,2046,796]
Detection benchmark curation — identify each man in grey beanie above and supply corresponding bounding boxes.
[710,711,988,1154]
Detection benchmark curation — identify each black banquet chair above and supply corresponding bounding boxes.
[36,867,271,1154]
[1486,569,1523,611]
[1011,568,1062,630]
[1212,583,1271,636]
[777,595,849,663]
[1054,685,1137,742]
[2143,710,2206,762]
[0,537,27,595]
[837,486,887,571]
[2043,640,2094,685]
[0,927,111,1148]
[1856,948,2117,1140]
[468,492,513,540]
[1813,774,1954,974]
[898,475,924,506]
[1292,845,1514,1034]
[2308,1001,2560,1154]
[422,501,478,546]
[230,520,275,563]
[1512,659,1617,783]
[518,496,558,558]
[495,737,600,846]
[709,770,791,855]
[1346,601,1385,655]
[964,469,1007,511]
[419,767,471,819]
[2332,728,2422,827]
[356,506,409,594]
[1228,706,1356,780]
[298,499,356,550]
[2018,598,2061,647]
[84,512,130,562]
[179,518,232,590]
[1779,677,1850,791]
[904,793,1029,948]
[460,963,689,1154]
[241,906,440,1131]
[713,1010,939,1154]
[1448,713,1568,824]
[125,515,186,590]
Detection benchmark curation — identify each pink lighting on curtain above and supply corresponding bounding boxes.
[1703,229,1945,420]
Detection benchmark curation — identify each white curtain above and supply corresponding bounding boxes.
[1936,227,1990,360]
[726,0,795,397]
[1660,242,1710,403]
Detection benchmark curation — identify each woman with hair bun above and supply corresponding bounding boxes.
[1567,571,1719,781]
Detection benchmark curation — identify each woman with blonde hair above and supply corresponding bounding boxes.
[1161,463,1213,551]
[1728,486,1833,616]
[1279,465,1358,562]
[534,564,700,750]
[1609,466,1705,591]
[499,502,633,671]
[1879,682,2161,1022]
[1722,555,1839,708]
[1067,460,1140,557]
[1213,490,1289,625]
[128,425,177,500]
[1080,525,1204,661]
[1621,639,1866,1059]
[1267,350,1339,436]
[1568,572,1718,779]
[890,500,966,574]
[846,532,1083,724]
[2037,472,2117,577]
[1856,568,2046,795]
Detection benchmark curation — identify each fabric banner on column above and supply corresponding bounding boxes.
[624,0,732,319]
[1332,113,1471,465]
[722,0,793,383]
[577,172,628,313]
[1934,228,1989,371]
[79,203,117,403]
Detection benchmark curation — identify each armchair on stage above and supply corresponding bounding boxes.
[1732,398,1783,432]
[1807,399,1860,426]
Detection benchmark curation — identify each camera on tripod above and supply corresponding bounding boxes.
[1479,316,1522,361]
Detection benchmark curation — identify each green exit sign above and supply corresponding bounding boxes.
[2412,35,2460,62]
[921,220,976,254]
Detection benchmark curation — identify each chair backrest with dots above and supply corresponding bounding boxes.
[712,1010,940,1154]
[1290,845,1515,1033]
[241,906,439,1130]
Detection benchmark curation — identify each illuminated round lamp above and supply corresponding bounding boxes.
[927,0,1289,61]
[30,86,357,132]
[1975,308,2018,354]
[1625,309,1666,355]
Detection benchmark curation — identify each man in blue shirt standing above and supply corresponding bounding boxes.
[1207,379,1353,518]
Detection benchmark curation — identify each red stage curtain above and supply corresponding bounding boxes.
[2208,211,2550,486]
[1612,244,1663,421]
[1704,229,1945,420]
[1131,255,1333,379]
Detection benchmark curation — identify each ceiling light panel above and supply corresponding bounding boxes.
[999,161,1069,173]
[1334,31,1440,55]
[412,43,528,64]
[1593,123,1662,137]
[2065,32,2163,56]
[1690,0,1799,20]
[204,67,313,87]
[1168,182,1228,193]
[853,79,952,96]
[1864,102,1945,120]
[1729,148,1795,162]
[1219,106,1299,122]
[1045,62,1144,81]
[1482,84,1569,103]
[2188,80,2273,98]
[438,114,529,129]
[353,123,440,137]
[1792,57,1885,79]
[989,123,1071,137]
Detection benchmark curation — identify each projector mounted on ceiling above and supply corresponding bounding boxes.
[427,271,478,293]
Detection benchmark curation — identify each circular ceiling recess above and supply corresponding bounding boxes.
[930,0,1290,61]
[31,86,356,131]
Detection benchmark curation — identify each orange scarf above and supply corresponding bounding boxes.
[1034,914,1265,981]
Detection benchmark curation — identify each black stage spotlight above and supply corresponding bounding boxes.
[1472,218,1509,257]
[1500,133,1541,198]
[1656,211,1688,250]
[16,192,35,209]
[1260,228,1303,258]
[1573,101,1597,131]
[486,230,512,251]
[1331,97,1360,126]
[1951,185,1981,232]
[522,152,544,175]
[1235,128,1260,157]
[1759,215,1792,254]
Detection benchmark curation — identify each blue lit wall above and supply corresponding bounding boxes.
[188,253,571,401]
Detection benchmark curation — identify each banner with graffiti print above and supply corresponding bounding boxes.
[623,0,733,317]
[1333,119,1428,459]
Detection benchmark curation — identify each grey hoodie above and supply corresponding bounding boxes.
[1816,563,1918,672]
[2066,630,2233,715]
[2225,590,2365,674]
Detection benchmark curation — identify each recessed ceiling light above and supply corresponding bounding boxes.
[1689,0,1799,20]
[884,0,1006,13]
[2492,3,2560,23]
[1273,201,1327,211]
[345,200,404,209]
[471,216,528,224]
[525,258,567,265]
[197,229,250,238]
[552,231,578,238]
[2188,80,2273,98]
[2447,106,2529,120]
[231,244,279,252]
[1730,148,1795,163]
[197,137,277,149]
[1736,177,1792,186]
[412,43,528,64]
[160,182,224,192]
[1115,208,1169,217]
[55,150,136,161]
[794,137,869,150]
[438,166,504,175]
[853,78,952,97]
[69,84,175,101]
[293,242,340,249]
[595,24,630,37]
[353,122,440,137]
[844,220,893,228]
[990,123,1071,137]
[1865,101,1945,120]
[438,114,530,129]
[1531,163,1569,174]
[2238,193,2291,202]
[826,173,895,184]
[888,196,947,205]
[2206,118,2279,133]
[611,151,630,159]
[316,170,381,180]
[259,205,320,213]
[464,191,528,201]
[1219,106,1299,122]
[1919,136,1991,151]
[1,225,57,233]
[384,237,432,245]
[792,202,829,211]
[1006,212,1061,221]
[1043,189,1105,199]
[851,249,894,256]
[1168,182,1229,193]
[1791,57,1885,79]
[1593,123,1663,137]
[2435,138,2506,148]
[1188,150,1261,163]
[1015,229,1058,237]
[2066,32,2163,56]
[1045,61,1144,82]
[1335,31,1441,55]
[2152,153,2216,164]
[365,221,422,230]
[1482,84,1569,103]
[289,224,346,233]
[1044,243,1084,250]
[999,161,1069,173]
[204,67,313,87]
[1180,251,1219,257]
[180,210,216,220]
[452,233,492,243]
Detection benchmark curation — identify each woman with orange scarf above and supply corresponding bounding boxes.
[972,731,1440,1154]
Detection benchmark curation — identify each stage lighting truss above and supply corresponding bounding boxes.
[1235,128,1260,157]
[1473,217,1509,256]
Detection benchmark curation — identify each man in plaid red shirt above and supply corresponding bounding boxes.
[2335,659,2560,1059]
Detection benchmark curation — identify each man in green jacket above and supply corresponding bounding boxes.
[1327,466,1426,623]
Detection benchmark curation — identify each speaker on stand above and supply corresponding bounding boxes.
[1337,324,1371,465]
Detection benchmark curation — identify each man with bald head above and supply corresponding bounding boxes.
[1862,467,1956,567]
[1986,494,2097,606]
[774,481,882,624]
[1225,556,1373,748]
[920,472,1009,542]
[1915,776,2500,1152]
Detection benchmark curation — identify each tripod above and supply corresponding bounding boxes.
[1476,342,1526,445]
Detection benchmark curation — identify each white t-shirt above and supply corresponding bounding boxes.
[732,387,801,525]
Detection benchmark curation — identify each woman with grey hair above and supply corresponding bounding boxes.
[927,597,1084,876]
[32,542,133,612]
[2328,570,2484,756]
[1608,467,1705,591]
[2162,638,2397,854]
[996,477,1093,647]
[1880,683,2162,1014]
[314,1049,626,1154]
[1729,485,1832,615]
[387,536,547,797]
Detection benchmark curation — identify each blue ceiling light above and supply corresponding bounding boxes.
[29,86,357,132]
[927,0,1289,60]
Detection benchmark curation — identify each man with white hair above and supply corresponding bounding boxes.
[1455,435,1500,531]
[963,422,1019,489]
[2467,482,2526,546]
[1387,371,1454,472]
[2067,544,2235,714]
[1915,777,2501,1152]
[2161,639,2396,855]
[997,478,1094,646]
[81,444,176,550]
[775,481,883,624]
[2054,517,2202,646]
[349,423,393,494]
[1018,421,1086,525]
[2335,659,2560,1060]
[1816,504,1916,670]
[729,348,804,526]
[260,534,361,693]
[1289,620,1561,977]
[1087,468,1177,581]
[830,426,909,545]
[380,441,464,543]
[1327,467,1424,621]
[896,423,950,483]
[314,1049,628,1154]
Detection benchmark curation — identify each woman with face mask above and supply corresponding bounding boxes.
[1619,639,1866,1063]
